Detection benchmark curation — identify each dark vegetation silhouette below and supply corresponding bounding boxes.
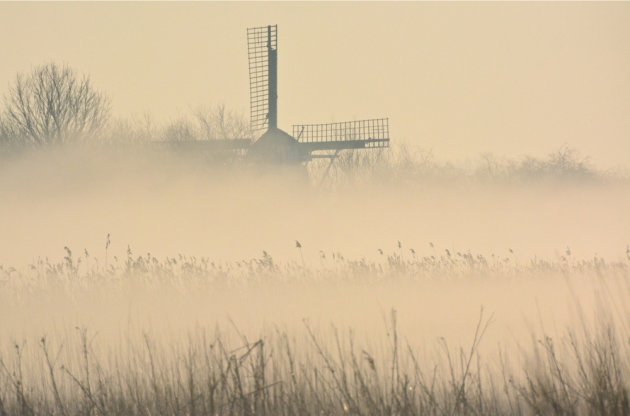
[1,63,110,145]
[310,144,605,186]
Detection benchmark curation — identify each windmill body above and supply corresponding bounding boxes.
[246,25,390,164]
[246,24,305,164]
[154,25,390,165]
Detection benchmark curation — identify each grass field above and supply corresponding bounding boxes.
[1,247,628,415]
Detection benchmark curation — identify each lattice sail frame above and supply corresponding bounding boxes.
[247,25,277,133]
[292,119,390,148]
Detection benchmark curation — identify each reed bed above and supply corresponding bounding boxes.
[1,248,629,415]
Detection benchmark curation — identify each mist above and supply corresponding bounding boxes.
[1,146,628,267]
[1,147,627,335]
[1,142,629,414]
[1,3,629,413]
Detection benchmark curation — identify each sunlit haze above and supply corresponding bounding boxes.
[1,3,630,414]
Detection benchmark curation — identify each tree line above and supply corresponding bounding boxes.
[0,62,251,146]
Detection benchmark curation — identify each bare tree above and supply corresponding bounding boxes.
[2,63,110,145]
[153,105,251,142]
[162,118,197,142]
[105,113,157,144]
[195,104,251,140]
[101,106,251,144]
[0,115,10,145]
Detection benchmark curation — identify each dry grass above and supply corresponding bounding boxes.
[0,248,629,415]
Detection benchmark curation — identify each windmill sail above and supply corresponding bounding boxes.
[293,119,390,153]
[143,24,389,165]
[143,25,389,165]
[247,25,278,133]
[247,24,390,163]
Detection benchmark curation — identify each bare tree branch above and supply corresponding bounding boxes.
[2,63,110,145]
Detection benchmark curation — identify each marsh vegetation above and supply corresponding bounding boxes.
[1,245,629,415]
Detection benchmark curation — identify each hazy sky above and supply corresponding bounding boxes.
[1,2,629,167]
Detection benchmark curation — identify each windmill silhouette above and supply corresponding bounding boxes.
[245,25,390,164]
[161,25,390,166]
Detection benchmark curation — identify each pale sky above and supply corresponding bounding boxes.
[1,2,629,167]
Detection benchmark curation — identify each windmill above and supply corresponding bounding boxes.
[245,24,390,164]
[161,25,390,166]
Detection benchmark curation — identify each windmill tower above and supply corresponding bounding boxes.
[245,25,389,164]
